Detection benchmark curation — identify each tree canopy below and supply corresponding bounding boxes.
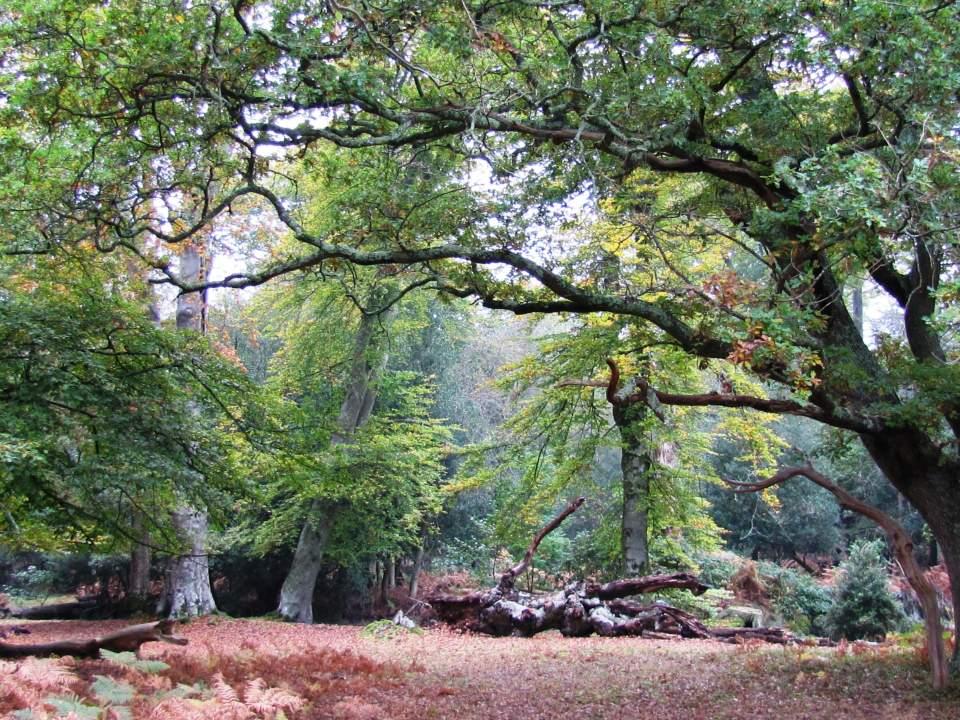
[1,0,960,665]
[0,252,254,551]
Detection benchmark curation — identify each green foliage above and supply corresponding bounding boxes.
[0,255,261,552]
[568,511,624,580]
[455,318,728,578]
[695,552,741,589]
[707,423,846,560]
[825,540,906,641]
[756,562,833,636]
[3,563,56,600]
[100,649,170,674]
[90,675,135,705]
[360,618,424,639]
[42,694,101,719]
[1,0,959,636]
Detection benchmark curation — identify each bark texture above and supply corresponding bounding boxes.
[615,404,652,577]
[277,508,335,623]
[128,512,152,603]
[159,508,216,618]
[160,239,217,618]
[608,364,654,576]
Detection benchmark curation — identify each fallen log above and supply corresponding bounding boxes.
[710,627,793,644]
[426,497,796,644]
[0,620,188,659]
[9,599,102,620]
[586,573,708,600]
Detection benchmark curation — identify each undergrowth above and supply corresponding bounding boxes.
[361,619,424,639]
[0,622,400,719]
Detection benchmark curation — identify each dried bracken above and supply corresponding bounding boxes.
[1,619,957,719]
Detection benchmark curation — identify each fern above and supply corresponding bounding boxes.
[15,657,78,689]
[158,681,207,700]
[43,692,101,719]
[91,675,136,705]
[211,672,242,705]
[244,677,305,716]
[99,649,170,673]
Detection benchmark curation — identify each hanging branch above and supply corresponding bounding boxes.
[725,464,949,690]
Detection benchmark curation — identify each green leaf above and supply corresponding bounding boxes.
[91,675,136,705]
[99,649,170,673]
[43,693,101,719]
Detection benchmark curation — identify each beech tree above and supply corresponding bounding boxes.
[2,0,960,666]
[157,235,218,618]
[238,274,453,622]
[0,253,253,562]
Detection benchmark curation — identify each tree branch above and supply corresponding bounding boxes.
[725,464,948,689]
[604,359,878,433]
[498,496,585,592]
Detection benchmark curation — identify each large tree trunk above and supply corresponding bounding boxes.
[159,508,216,618]
[608,362,677,577]
[277,507,335,623]
[860,432,960,673]
[615,405,652,577]
[277,308,389,622]
[160,240,217,618]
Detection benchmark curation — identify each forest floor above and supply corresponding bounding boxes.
[1,617,959,719]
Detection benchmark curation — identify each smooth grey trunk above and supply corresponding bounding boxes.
[409,543,426,599]
[409,522,430,598]
[278,308,390,622]
[159,508,217,617]
[160,240,217,618]
[275,507,335,623]
[612,403,652,577]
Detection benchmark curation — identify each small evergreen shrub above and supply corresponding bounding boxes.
[825,540,906,641]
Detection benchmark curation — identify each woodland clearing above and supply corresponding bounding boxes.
[1,618,957,720]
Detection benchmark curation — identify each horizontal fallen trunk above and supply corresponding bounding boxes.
[427,498,793,643]
[426,498,794,643]
[0,620,188,659]
[429,580,799,643]
[9,599,102,620]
